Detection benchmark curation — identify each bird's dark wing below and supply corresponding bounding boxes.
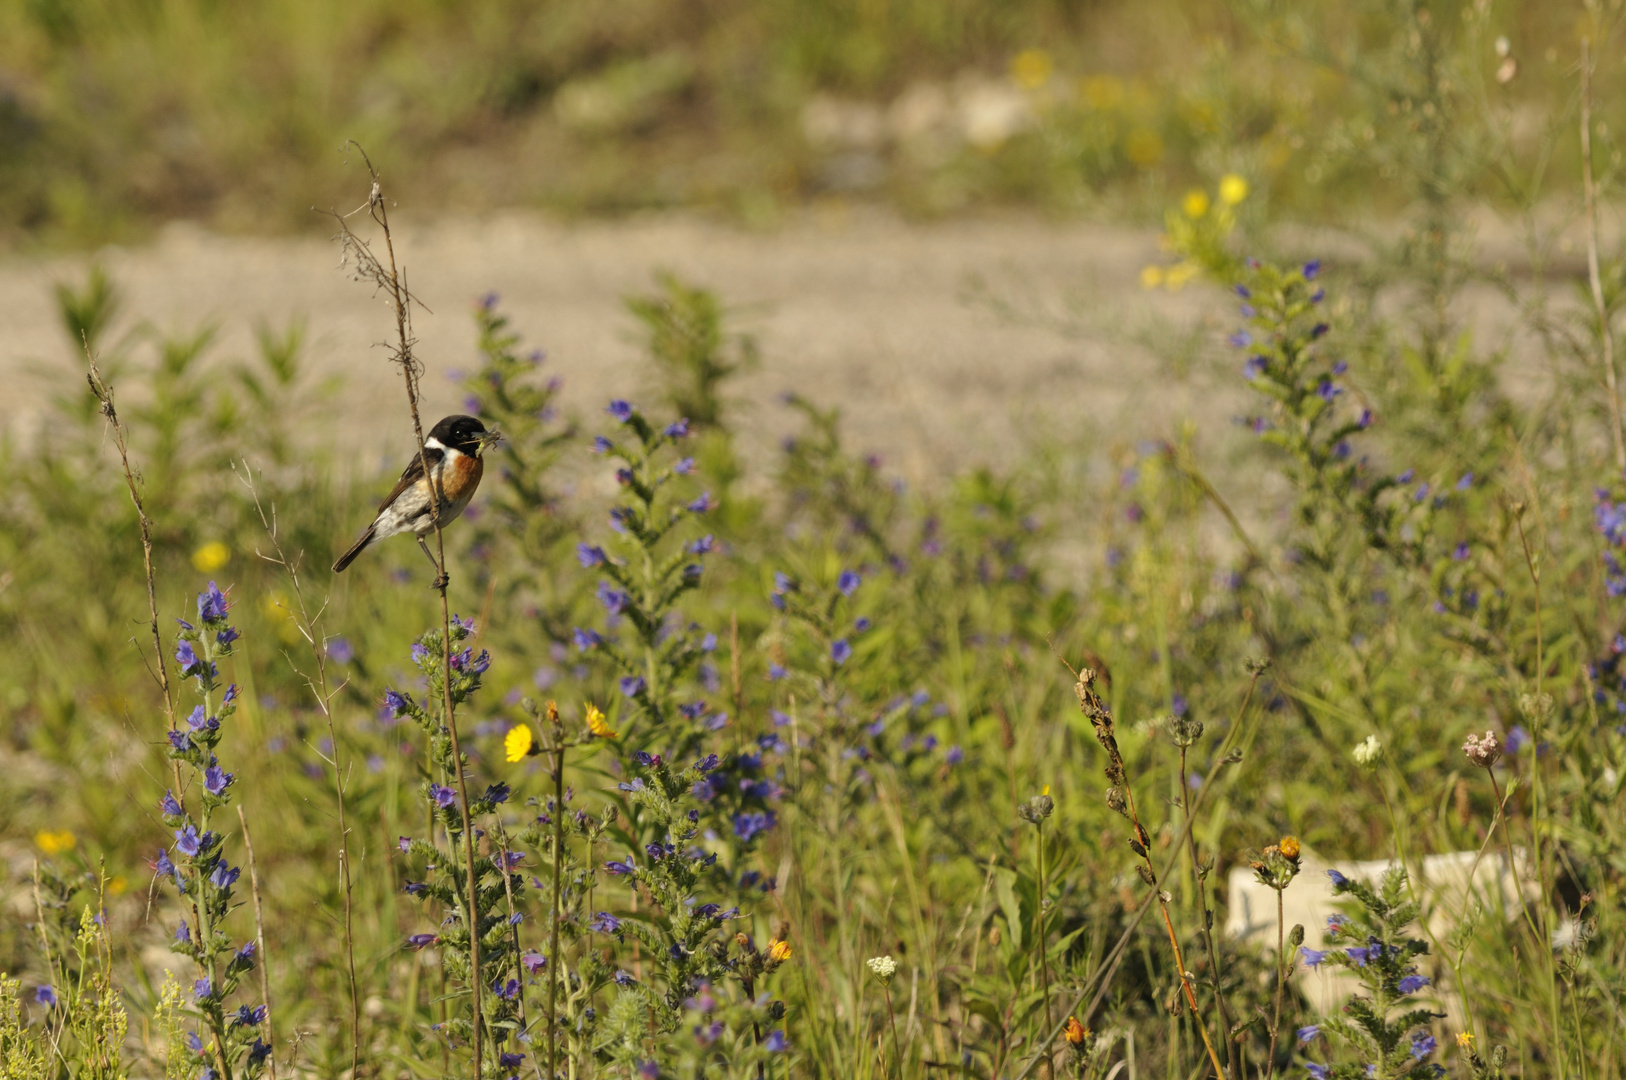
[375,446,444,514]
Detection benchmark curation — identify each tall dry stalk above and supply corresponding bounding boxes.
[327,146,485,1077]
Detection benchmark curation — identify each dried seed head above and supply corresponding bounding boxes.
[1104,786,1129,817]
[1136,864,1156,887]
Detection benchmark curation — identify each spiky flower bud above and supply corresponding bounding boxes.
[1168,713,1204,748]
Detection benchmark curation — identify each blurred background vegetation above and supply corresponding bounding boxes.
[0,0,1618,244]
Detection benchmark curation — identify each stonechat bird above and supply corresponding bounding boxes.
[332,414,502,580]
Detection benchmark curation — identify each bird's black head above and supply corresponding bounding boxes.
[426,414,501,456]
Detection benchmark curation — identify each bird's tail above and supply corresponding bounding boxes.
[332,524,377,573]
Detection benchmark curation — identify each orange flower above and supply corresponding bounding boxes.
[1064,1016,1088,1045]
[1279,835,1301,859]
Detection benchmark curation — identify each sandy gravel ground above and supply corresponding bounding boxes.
[0,207,1550,489]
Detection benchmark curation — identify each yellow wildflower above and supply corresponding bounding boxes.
[1011,49,1054,90]
[1140,265,1164,289]
[1064,1016,1089,1044]
[586,704,618,739]
[107,876,127,896]
[192,541,231,573]
[767,938,792,962]
[35,830,76,855]
[504,724,534,763]
[1182,189,1210,219]
[1278,835,1301,859]
[1164,262,1199,290]
[1456,1032,1475,1049]
[1125,129,1163,167]
[1218,173,1249,205]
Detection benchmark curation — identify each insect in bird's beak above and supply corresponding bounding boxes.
[475,428,504,453]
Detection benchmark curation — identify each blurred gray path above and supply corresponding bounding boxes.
[0,209,1223,485]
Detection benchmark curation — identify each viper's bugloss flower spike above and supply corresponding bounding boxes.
[607,399,634,422]
[198,581,229,623]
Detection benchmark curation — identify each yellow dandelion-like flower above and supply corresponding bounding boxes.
[1218,173,1249,205]
[35,830,76,856]
[1140,265,1165,289]
[1182,189,1210,219]
[192,541,231,573]
[1456,1032,1475,1049]
[767,938,792,962]
[107,876,128,896]
[1011,49,1054,91]
[1278,835,1301,859]
[504,724,534,763]
[586,704,618,739]
[1064,1016,1089,1045]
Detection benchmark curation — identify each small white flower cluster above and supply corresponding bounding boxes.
[1352,734,1383,767]
[866,955,897,985]
[1461,730,1502,769]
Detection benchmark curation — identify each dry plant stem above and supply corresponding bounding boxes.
[83,351,189,813]
[1582,38,1626,472]
[546,722,565,1080]
[237,807,280,1080]
[1120,781,1226,1080]
[339,150,484,1076]
[240,472,361,1074]
[1178,747,1241,1080]
[84,347,209,962]
[1018,667,1262,1080]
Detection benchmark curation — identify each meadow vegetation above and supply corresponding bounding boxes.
[4,2,1626,1079]
[0,0,1620,240]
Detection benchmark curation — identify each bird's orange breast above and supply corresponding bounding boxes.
[440,452,484,503]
